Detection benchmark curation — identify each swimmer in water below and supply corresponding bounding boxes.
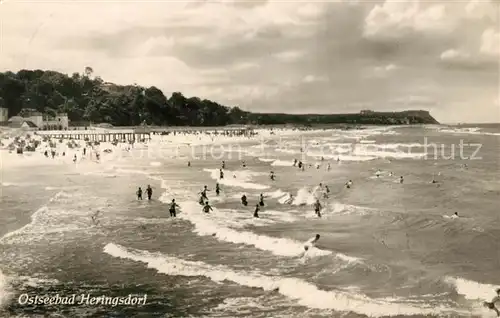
[241,194,248,206]
[258,193,265,206]
[221,160,225,169]
[215,183,220,196]
[219,169,224,179]
[284,193,294,205]
[451,212,459,218]
[345,180,353,189]
[327,163,331,171]
[399,176,404,184]
[187,161,191,167]
[146,185,153,200]
[304,234,320,251]
[202,201,213,213]
[90,210,100,226]
[484,288,500,317]
[136,187,143,200]
[270,171,275,181]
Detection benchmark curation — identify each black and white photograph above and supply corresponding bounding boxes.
[0,0,499,317]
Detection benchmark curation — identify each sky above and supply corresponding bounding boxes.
[0,0,499,123]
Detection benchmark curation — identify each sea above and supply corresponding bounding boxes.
[1,124,500,318]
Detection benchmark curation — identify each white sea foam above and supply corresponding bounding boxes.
[278,193,293,204]
[171,200,330,258]
[104,243,460,317]
[264,189,288,199]
[270,160,295,167]
[150,161,161,166]
[204,169,269,190]
[336,155,377,161]
[353,148,426,159]
[0,191,102,245]
[258,158,276,162]
[0,269,11,308]
[438,127,500,136]
[292,187,320,206]
[445,276,499,301]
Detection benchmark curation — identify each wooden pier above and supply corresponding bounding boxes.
[34,125,255,141]
[35,129,151,142]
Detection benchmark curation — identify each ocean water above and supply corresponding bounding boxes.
[1,125,500,318]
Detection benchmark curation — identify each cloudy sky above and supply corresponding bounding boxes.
[1,0,499,123]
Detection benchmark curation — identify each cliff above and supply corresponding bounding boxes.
[0,69,439,126]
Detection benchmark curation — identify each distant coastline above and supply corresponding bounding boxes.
[0,69,439,127]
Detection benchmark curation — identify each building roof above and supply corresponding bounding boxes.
[8,116,24,123]
[8,120,38,128]
[94,123,113,128]
[23,120,38,127]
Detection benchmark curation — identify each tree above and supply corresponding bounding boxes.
[84,66,93,78]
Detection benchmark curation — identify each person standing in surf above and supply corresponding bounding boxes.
[215,183,220,196]
[169,199,179,217]
[146,185,153,200]
[314,199,322,217]
[484,288,500,317]
[253,203,260,218]
[201,185,209,200]
[136,187,143,200]
[258,194,265,206]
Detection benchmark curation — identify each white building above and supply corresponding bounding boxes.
[9,111,70,130]
[41,113,69,130]
[0,108,8,122]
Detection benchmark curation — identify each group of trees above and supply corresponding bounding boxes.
[0,68,439,127]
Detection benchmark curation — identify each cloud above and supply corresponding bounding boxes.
[302,75,329,83]
[273,50,306,62]
[368,63,399,78]
[480,28,500,57]
[440,49,472,63]
[363,1,453,41]
[0,0,499,122]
